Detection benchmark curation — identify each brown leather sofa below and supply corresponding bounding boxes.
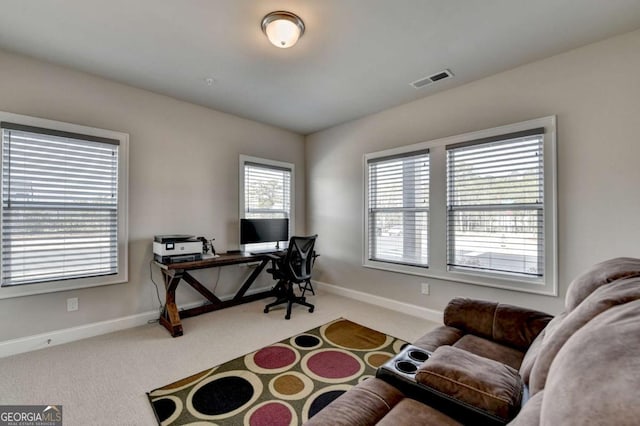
[305,257,640,425]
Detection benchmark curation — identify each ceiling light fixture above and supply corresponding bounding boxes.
[261,11,305,49]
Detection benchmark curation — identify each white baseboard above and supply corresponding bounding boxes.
[0,308,162,359]
[314,280,444,324]
[0,285,274,359]
[0,283,440,358]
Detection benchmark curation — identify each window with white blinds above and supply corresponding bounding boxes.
[1,123,121,287]
[363,116,556,294]
[0,114,128,298]
[240,156,294,249]
[243,161,291,220]
[366,150,429,268]
[447,129,544,277]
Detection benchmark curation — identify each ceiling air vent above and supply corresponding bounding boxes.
[410,69,454,89]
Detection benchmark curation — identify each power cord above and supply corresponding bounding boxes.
[212,266,222,294]
[148,260,223,317]
[148,260,164,323]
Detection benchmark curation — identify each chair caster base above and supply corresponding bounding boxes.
[309,307,314,313]
[264,308,269,313]
[285,314,291,320]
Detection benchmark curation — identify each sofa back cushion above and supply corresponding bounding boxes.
[528,277,640,394]
[517,326,545,385]
[528,299,640,425]
[444,298,497,340]
[521,258,640,392]
[444,298,552,352]
[493,304,553,351]
[454,335,525,370]
[565,257,640,311]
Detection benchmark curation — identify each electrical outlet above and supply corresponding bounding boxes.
[67,297,78,312]
[421,282,430,295]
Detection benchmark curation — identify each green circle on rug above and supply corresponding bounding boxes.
[324,319,388,350]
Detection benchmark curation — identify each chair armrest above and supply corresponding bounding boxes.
[444,298,553,351]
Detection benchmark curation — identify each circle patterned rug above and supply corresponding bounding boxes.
[148,318,407,425]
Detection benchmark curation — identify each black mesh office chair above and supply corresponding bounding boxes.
[264,235,317,320]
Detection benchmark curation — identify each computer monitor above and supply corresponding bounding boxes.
[240,218,289,247]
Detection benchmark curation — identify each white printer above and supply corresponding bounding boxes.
[153,235,203,264]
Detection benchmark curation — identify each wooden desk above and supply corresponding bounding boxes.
[154,252,277,337]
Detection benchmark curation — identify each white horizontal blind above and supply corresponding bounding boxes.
[368,150,429,267]
[1,124,119,286]
[244,162,291,220]
[447,129,544,277]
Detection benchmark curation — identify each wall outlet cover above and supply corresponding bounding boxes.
[67,297,79,312]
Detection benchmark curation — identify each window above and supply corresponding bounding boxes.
[364,149,429,274]
[447,129,544,278]
[363,116,557,295]
[239,155,294,247]
[0,112,128,298]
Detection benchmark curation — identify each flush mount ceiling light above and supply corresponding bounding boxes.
[261,11,305,49]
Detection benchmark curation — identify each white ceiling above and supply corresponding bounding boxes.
[1,0,640,135]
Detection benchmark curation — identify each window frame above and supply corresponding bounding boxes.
[239,155,295,249]
[363,116,557,295]
[0,111,129,299]
[364,149,430,275]
[446,128,545,279]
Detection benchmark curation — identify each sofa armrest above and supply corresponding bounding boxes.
[413,326,464,352]
[415,345,524,422]
[444,298,553,351]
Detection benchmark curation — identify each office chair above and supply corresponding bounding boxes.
[264,235,317,320]
[298,253,319,297]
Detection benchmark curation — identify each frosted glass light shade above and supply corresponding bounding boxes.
[262,11,305,49]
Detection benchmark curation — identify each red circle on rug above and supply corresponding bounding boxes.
[253,346,297,370]
[249,402,292,426]
[307,350,361,379]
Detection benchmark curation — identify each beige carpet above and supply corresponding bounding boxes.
[0,291,438,426]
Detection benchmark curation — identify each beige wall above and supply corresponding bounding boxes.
[1,29,639,342]
[0,50,305,341]
[306,29,640,315]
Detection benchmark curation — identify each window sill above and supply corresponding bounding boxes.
[0,273,128,299]
[363,262,557,296]
[364,259,429,278]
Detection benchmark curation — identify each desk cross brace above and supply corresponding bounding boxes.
[159,258,273,337]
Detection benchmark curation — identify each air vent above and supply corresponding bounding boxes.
[410,69,454,89]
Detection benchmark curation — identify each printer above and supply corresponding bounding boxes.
[153,235,203,264]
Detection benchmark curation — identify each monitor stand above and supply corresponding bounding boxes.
[249,242,283,255]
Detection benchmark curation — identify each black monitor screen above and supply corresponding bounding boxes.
[240,218,289,245]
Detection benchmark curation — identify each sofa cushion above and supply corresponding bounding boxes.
[303,378,404,426]
[376,398,462,426]
[454,334,525,370]
[493,303,553,351]
[507,391,543,425]
[303,377,462,426]
[528,277,640,394]
[415,345,523,422]
[444,298,497,339]
[517,327,545,385]
[444,298,552,352]
[565,257,640,311]
[539,299,640,426]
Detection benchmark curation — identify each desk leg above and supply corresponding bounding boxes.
[159,270,184,337]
